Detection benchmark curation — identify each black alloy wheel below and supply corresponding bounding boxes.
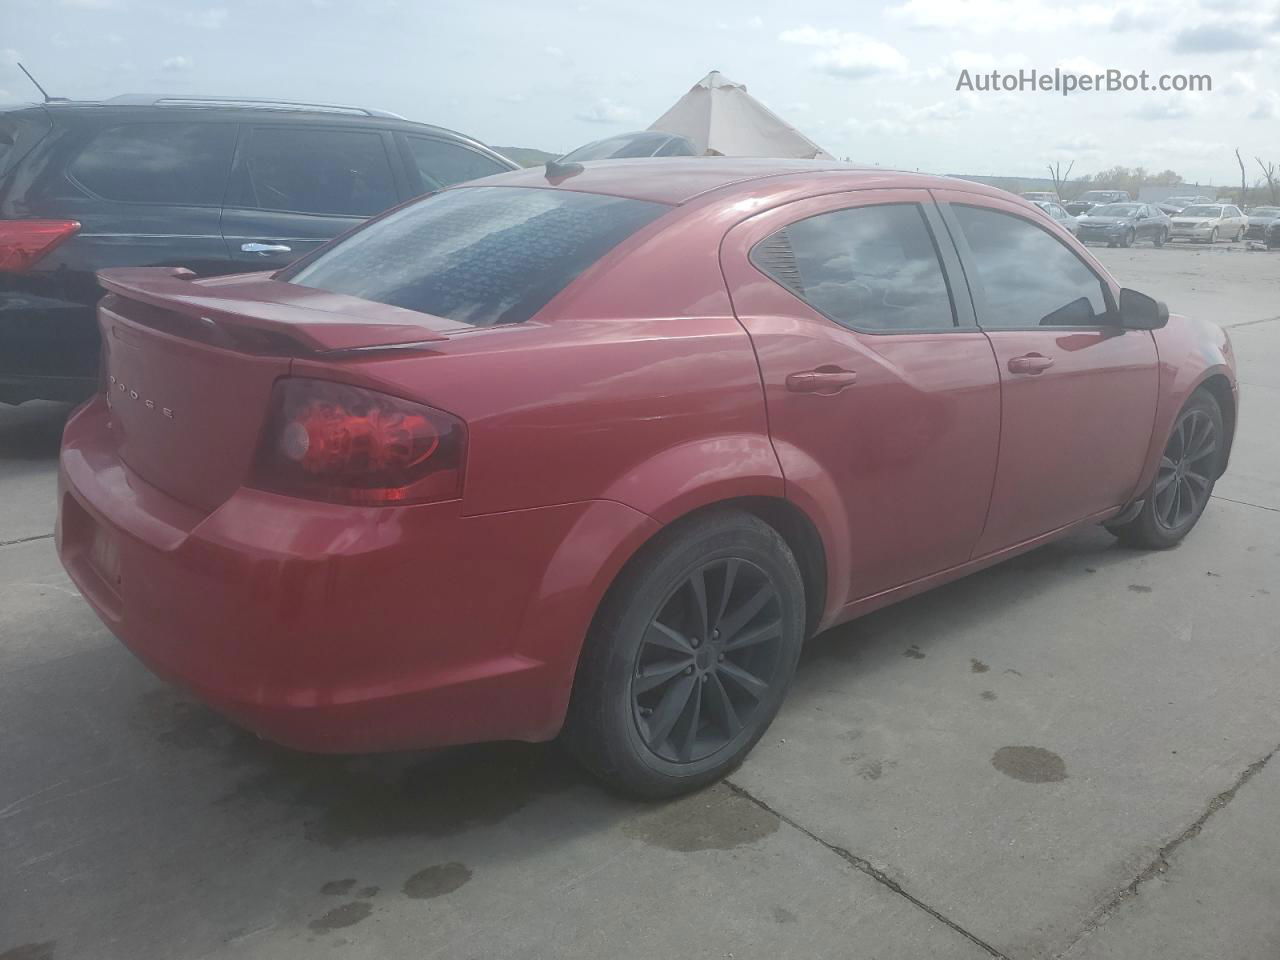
[1153,407,1217,532]
[1107,389,1224,549]
[631,558,784,764]
[566,510,805,798]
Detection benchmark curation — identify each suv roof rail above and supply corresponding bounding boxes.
[99,94,406,119]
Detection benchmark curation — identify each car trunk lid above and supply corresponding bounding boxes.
[97,267,458,512]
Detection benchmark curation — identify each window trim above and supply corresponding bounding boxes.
[747,200,968,337]
[936,198,1122,333]
[64,120,238,208]
[225,123,403,218]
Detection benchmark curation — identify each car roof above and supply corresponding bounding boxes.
[461,157,1017,206]
[6,96,512,162]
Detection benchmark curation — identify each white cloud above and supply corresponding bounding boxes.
[847,96,977,137]
[1251,91,1280,120]
[887,0,1111,32]
[1056,134,1101,152]
[1224,71,1257,95]
[1131,96,1198,120]
[575,97,634,124]
[161,55,193,71]
[181,7,227,29]
[1057,56,1106,76]
[1142,138,1231,161]
[942,50,1028,72]
[747,16,764,29]
[780,27,909,79]
[544,46,565,58]
[886,0,1162,33]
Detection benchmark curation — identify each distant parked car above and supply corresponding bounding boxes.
[1021,191,1060,204]
[1065,190,1131,216]
[559,130,697,163]
[1159,195,1213,214]
[0,95,518,406]
[1169,204,1248,244]
[1032,199,1079,234]
[1075,203,1171,247]
[56,159,1238,797]
[1244,205,1280,246]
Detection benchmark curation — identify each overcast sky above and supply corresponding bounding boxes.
[3,0,1277,184]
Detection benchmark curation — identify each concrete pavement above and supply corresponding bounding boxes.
[2,245,1277,960]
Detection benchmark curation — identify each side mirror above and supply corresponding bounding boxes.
[1119,288,1169,330]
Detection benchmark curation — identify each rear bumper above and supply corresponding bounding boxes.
[57,398,658,752]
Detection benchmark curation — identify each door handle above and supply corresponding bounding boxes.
[785,367,858,394]
[240,242,292,254]
[1007,353,1055,375]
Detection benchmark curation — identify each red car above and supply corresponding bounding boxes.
[57,159,1238,797]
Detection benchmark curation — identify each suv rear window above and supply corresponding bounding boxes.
[68,123,236,205]
[287,186,668,326]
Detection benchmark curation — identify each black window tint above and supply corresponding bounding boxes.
[233,127,396,216]
[68,123,235,204]
[953,205,1109,328]
[751,204,956,332]
[405,136,507,189]
[287,186,667,326]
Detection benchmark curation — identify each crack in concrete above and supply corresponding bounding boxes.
[1211,494,1280,514]
[1223,313,1280,330]
[1056,742,1280,958]
[724,780,1011,959]
[0,532,54,548]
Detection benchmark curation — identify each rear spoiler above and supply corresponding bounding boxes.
[97,267,452,354]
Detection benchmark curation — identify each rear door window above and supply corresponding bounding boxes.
[230,126,397,216]
[750,203,957,332]
[287,186,668,326]
[403,136,508,190]
[68,122,236,205]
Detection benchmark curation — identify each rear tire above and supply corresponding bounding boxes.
[1107,390,1223,549]
[565,510,805,799]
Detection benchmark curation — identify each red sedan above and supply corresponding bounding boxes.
[57,159,1238,797]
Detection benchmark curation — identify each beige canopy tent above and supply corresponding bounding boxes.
[648,70,833,160]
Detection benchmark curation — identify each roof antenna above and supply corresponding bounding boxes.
[545,159,584,181]
[16,62,67,103]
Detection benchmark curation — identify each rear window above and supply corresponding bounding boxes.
[287,186,668,326]
[68,122,236,205]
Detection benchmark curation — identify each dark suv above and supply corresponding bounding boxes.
[0,95,517,405]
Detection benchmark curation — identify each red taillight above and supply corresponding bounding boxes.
[0,219,81,273]
[251,379,465,506]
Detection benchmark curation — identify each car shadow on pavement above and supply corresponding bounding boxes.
[0,400,73,460]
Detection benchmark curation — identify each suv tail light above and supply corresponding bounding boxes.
[252,379,465,506]
[0,220,81,273]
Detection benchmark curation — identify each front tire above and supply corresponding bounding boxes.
[1121,229,1135,248]
[1154,229,1167,247]
[1208,227,1219,244]
[1107,390,1223,549]
[565,510,805,798]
